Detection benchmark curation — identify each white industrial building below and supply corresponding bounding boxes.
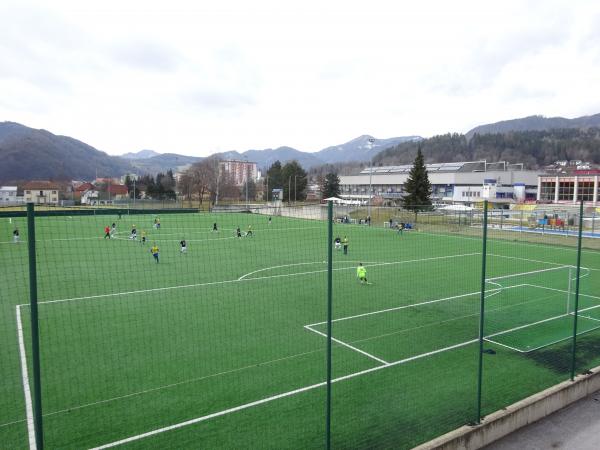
[339,161,542,207]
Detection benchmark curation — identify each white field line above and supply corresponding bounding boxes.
[485,280,503,300]
[90,338,477,450]
[578,314,600,323]
[420,230,600,259]
[22,252,480,307]
[524,284,600,301]
[482,287,600,349]
[487,265,570,282]
[16,305,37,450]
[488,254,566,268]
[303,325,390,365]
[307,281,531,328]
[513,318,600,353]
[237,260,384,281]
[483,338,526,353]
[307,289,488,327]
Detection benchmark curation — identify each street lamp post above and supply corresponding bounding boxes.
[245,163,249,211]
[266,176,269,204]
[367,138,375,218]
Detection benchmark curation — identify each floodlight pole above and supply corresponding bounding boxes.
[215,160,220,206]
[27,203,44,449]
[570,200,584,380]
[476,200,488,424]
[367,138,375,217]
[244,158,249,211]
[326,200,333,450]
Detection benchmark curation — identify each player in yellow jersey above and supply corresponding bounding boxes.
[150,243,160,263]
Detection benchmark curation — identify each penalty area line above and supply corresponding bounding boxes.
[303,325,390,365]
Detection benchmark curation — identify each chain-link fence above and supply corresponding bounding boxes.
[1,201,598,449]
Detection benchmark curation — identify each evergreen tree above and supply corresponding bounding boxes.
[321,172,341,199]
[401,147,432,211]
[282,160,308,202]
[264,160,283,201]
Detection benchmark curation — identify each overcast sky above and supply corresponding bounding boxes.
[1,0,599,156]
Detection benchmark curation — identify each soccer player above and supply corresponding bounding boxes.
[104,225,111,239]
[180,238,187,253]
[397,223,404,235]
[13,228,20,244]
[212,222,218,232]
[150,243,160,263]
[356,263,367,284]
[111,222,117,237]
[130,225,137,240]
[236,226,242,238]
[141,231,146,245]
[342,236,349,255]
[334,236,341,250]
[156,217,161,229]
[268,217,272,225]
[246,225,253,237]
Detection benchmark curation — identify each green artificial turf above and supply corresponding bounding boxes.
[1,210,599,449]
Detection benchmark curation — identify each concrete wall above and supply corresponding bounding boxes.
[413,365,600,450]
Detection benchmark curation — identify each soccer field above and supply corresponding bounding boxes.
[1,210,600,449]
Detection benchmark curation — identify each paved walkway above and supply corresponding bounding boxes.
[484,390,600,450]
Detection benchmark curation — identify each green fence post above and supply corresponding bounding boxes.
[570,201,584,381]
[476,200,488,423]
[326,200,333,450]
[27,203,44,449]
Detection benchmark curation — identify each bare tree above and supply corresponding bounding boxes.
[177,172,194,201]
[183,156,221,205]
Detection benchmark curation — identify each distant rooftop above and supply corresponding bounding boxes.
[359,161,525,175]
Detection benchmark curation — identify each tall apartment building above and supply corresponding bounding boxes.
[220,160,258,186]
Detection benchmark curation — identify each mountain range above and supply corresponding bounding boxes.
[1,113,599,183]
[465,113,600,139]
[0,122,419,182]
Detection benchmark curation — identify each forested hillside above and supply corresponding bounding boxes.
[373,128,600,168]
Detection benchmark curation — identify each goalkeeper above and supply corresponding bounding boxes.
[356,263,368,284]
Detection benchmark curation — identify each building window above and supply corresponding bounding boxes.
[577,181,594,201]
[540,181,556,201]
[52,190,57,194]
[558,181,574,201]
